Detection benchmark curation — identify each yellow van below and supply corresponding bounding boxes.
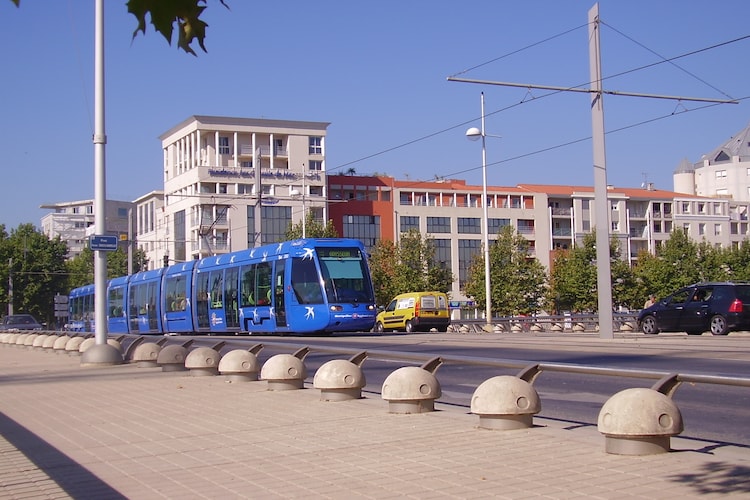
[374,291,451,333]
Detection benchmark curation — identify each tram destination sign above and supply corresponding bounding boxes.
[90,235,118,252]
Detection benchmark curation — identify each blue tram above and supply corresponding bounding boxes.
[68,238,377,335]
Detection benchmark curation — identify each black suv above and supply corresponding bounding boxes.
[638,282,750,335]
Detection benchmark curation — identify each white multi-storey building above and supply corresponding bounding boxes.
[132,191,165,271]
[158,115,329,262]
[39,199,134,259]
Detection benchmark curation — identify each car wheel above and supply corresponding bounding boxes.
[640,315,659,335]
[374,322,384,333]
[709,315,729,335]
[405,320,414,333]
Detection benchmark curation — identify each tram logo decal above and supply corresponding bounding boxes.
[305,307,315,320]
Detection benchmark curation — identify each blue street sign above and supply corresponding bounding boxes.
[90,235,119,252]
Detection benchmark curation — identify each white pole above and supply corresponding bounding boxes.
[93,0,108,345]
[302,166,306,238]
[588,3,614,339]
[480,92,492,326]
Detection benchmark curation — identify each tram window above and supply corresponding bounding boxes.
[256,262,272,305]
[108,287,125,317]
[210,272,223,309]
[165,275,186,312]
[291,257,323,304]
[241,265,257,306]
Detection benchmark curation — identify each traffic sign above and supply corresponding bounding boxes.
[90,235,119,252]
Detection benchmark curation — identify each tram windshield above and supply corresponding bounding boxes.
[316,246,374,303]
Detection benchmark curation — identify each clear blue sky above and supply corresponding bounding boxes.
[2,0,749,230]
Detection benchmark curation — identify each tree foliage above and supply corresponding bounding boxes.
[0,223,69,325]
[9,0,228,56]
[127,0,229,55]
[464,225,548,316]
[66,246,149,290]
[284,212,339,240]
[368,230,453,307]
[548,232,636,313]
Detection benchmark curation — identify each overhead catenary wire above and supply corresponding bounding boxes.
[327,25,749,186]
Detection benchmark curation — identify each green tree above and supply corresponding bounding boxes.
[8,0,227,56]
[66,246,148,290]
[464,225,547,316]
[368,230,453,307]
[284,212,339,240]
[632,230,701,304]
[0,223,68,325]
[548,232,635,312]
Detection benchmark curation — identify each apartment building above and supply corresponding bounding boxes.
[39,199,134,259]
[158,115,329,262]
[132,191,165,271]
[327,174,741,303]
[674,121,750,202]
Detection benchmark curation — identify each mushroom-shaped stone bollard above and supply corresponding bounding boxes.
[381,357,443,414]
[156,340,194,372]
[598,382,684,455]
[471,375,541,430]
[42,334,58,350]
[64,336,86,356]
[219,344,264,382]
[313,351,367,401]
[260,347,310,391]
[23,333,40,349]
[185,347,221,376]
[14,333,31,348]
[32,334,48,349]
[132,342,165,367]
[53,335,71,353]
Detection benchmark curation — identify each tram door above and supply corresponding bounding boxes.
[196,272,210,330]
[274,260,287,328]
[225,267,239,329]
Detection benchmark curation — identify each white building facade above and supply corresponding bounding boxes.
[40,199,134,259]
[158,116,329,263]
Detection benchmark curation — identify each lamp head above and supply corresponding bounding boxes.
[465,127,482,141]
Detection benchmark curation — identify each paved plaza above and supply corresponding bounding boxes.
[0,339,749,499]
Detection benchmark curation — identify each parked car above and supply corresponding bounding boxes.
[375,291,451,333]
[638,282,750,335]
[0,314,44,331]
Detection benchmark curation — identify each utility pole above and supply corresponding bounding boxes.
[447,2,737,339]
[7,258,12,316]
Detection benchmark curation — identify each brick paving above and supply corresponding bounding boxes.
[0,337,749,499]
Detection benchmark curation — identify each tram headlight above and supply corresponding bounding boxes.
[330,305,343,312]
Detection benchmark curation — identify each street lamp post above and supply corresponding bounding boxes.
[466,91,493,326]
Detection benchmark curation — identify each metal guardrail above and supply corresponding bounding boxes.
[447,313,640,333]
[170,336,750,392]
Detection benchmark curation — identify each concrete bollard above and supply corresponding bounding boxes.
[218,343,264,382]
[156,340,194,372]
[185,342,226,377]
[381,357,442,414]
[260,347,310,391]
[65,336,86,356]
[42,335,58,350]
[53,335,71,354]
[471,375,541,430]
[598,374,684,455]
[32,334,48,349]
[313,351,367,401]
[132,341,166,367]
